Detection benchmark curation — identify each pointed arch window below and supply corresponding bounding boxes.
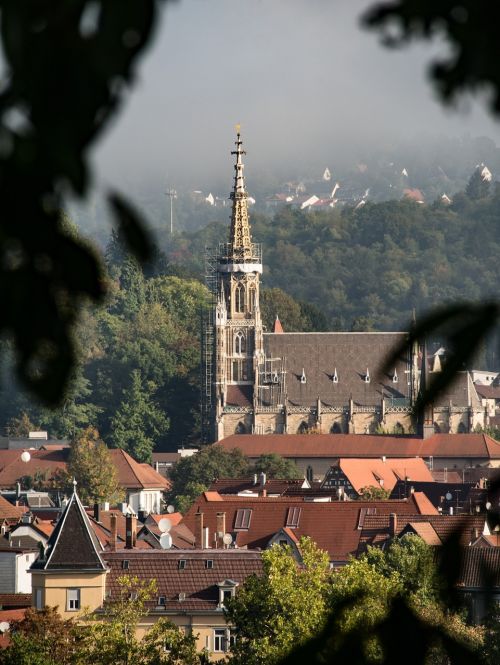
[248,285,256,313]
[235,283,244,313]
[234,331,246,355]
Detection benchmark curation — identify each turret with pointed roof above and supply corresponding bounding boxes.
[31,482,106,572]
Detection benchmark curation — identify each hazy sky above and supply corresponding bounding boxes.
[94,0,500,193]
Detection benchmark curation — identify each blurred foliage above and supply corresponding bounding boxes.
[0,1,166,405]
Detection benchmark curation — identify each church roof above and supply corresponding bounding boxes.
[31,488,107,572]
[263,331,409,407]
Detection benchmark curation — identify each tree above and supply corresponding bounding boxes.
[6,411,36,438]
[357,485,391,501]
[110,370,169,463]
[81,576,206,665]
[251,454,302,480]
[68,427,123,505]
[167,446,250,512]
[466,168,491,201]
[0,607,82,665]
[225,538,331,665]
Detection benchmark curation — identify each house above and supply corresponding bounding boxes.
[0,448,169,516]
[320,457,434,498]
[209,475,310,497]
[28,485,262,659]
[0,546,39,594]
[152,449,198,479]
[181,490,437,566]
[217,433,500,479]
[389,480,486,514]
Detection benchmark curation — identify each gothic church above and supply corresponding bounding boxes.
[201,133,485,443]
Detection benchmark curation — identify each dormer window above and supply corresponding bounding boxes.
[122,560,129,570]
[300,369,307,384]
[158,596,166,607]
[234,508,252,530]
[205,559,214,569]
[178,559,187,570]
[285,507,301,528]
[218,580,238,608]
[392,369,398,383]
[332,368,338,383]
[364,368,370,383]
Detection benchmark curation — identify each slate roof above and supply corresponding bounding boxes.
[103,550,262,611]
[218,433,500,460]
[474,384,500,400]
[389,480,485,514]
[226,385,253,407]
[0,593,32,609]
[430,371,481,408]
[31,490,107,571]
[181,492,436,563]
[263,332,410,407]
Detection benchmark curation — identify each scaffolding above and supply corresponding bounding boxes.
[200,245,218,444]
[257,355,286,407]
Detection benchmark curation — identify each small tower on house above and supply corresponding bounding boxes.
[203,129,263,442]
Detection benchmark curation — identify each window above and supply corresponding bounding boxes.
[306,465,314,483]
[234,508,252,530]
[67,588,80,611]
[122,560,129,570]
[214,629,226,653]
[178,559,187,570]
[205,559,214,569]
[279,539,288,546]
[158,596,166,606]
[234,331,246,355]
[285,507,302,528]
[222,589,233,604]
[248,285,256,313]
[35,588,43,610]
[235,284,244,313]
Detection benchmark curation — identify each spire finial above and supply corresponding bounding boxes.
[72,478,77,492]
[229,128,252,259]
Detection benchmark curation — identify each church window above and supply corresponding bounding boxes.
[434,422,441,433]
[235,422,246,434]
[234,331,245,355]
[393,422,405,434]
[298,421,309,434]
[458,422,467,433]
[232,361,241,382]
[248,285,256,313]
[331,422,342,434]
[306,465,314,483]
[235,284,244,313]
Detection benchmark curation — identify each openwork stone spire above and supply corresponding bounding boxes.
[229,128,252,260]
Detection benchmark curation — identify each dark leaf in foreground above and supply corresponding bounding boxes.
[381,303,499,416]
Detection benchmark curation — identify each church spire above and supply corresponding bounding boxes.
[229,127,252,260]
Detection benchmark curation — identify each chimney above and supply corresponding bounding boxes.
[93,502,100,522]
[195,509,204,549]
[261,488,267,498]
[216,512,226,547]
[110,512,118,552]
[125,514,137,549]
[203,526,210,549]
[389,513,397,537]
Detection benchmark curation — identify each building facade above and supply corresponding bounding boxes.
[202,133,486,443]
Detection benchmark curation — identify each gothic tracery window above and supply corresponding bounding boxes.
[248,285,256,313]
[235,283,244,313]
[234,331,246,355]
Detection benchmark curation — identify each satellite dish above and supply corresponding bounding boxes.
[0,622,9,633]
[166,505,175,514]
[158,518,171,533]
[160,533,173,550]
[445,493,453,501]
[21,451,31,463]
[222,533,233,546]
[486,501,492,510]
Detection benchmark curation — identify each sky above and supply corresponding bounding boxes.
[93,0,500,195]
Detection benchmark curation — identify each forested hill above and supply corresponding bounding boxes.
[164,187,500,356]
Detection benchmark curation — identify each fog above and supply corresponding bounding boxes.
[94,0,500,194]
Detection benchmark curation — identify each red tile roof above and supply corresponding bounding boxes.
[0,495,26,521]
[457,548,500,588]
[273,316,284,334]
[335,458,433,494]
[109,450,170,490]
[217,433,500,460]
[210,478,306,496]
[0,609,27,648]
[103,549,263,611]
[181,493,436,564]
[0,594,32,609]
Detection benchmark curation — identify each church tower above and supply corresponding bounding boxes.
[209,130,263,441]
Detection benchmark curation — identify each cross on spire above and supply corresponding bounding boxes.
[229,128,252,260]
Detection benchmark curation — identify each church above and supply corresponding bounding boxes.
[201,132,486,443]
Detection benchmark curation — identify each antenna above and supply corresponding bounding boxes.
[160,533,173,550]
[165,187,177,234]
[158,518,172,533]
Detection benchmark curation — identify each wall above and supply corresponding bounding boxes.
[30,571,107,619]
[0,553,16,593]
